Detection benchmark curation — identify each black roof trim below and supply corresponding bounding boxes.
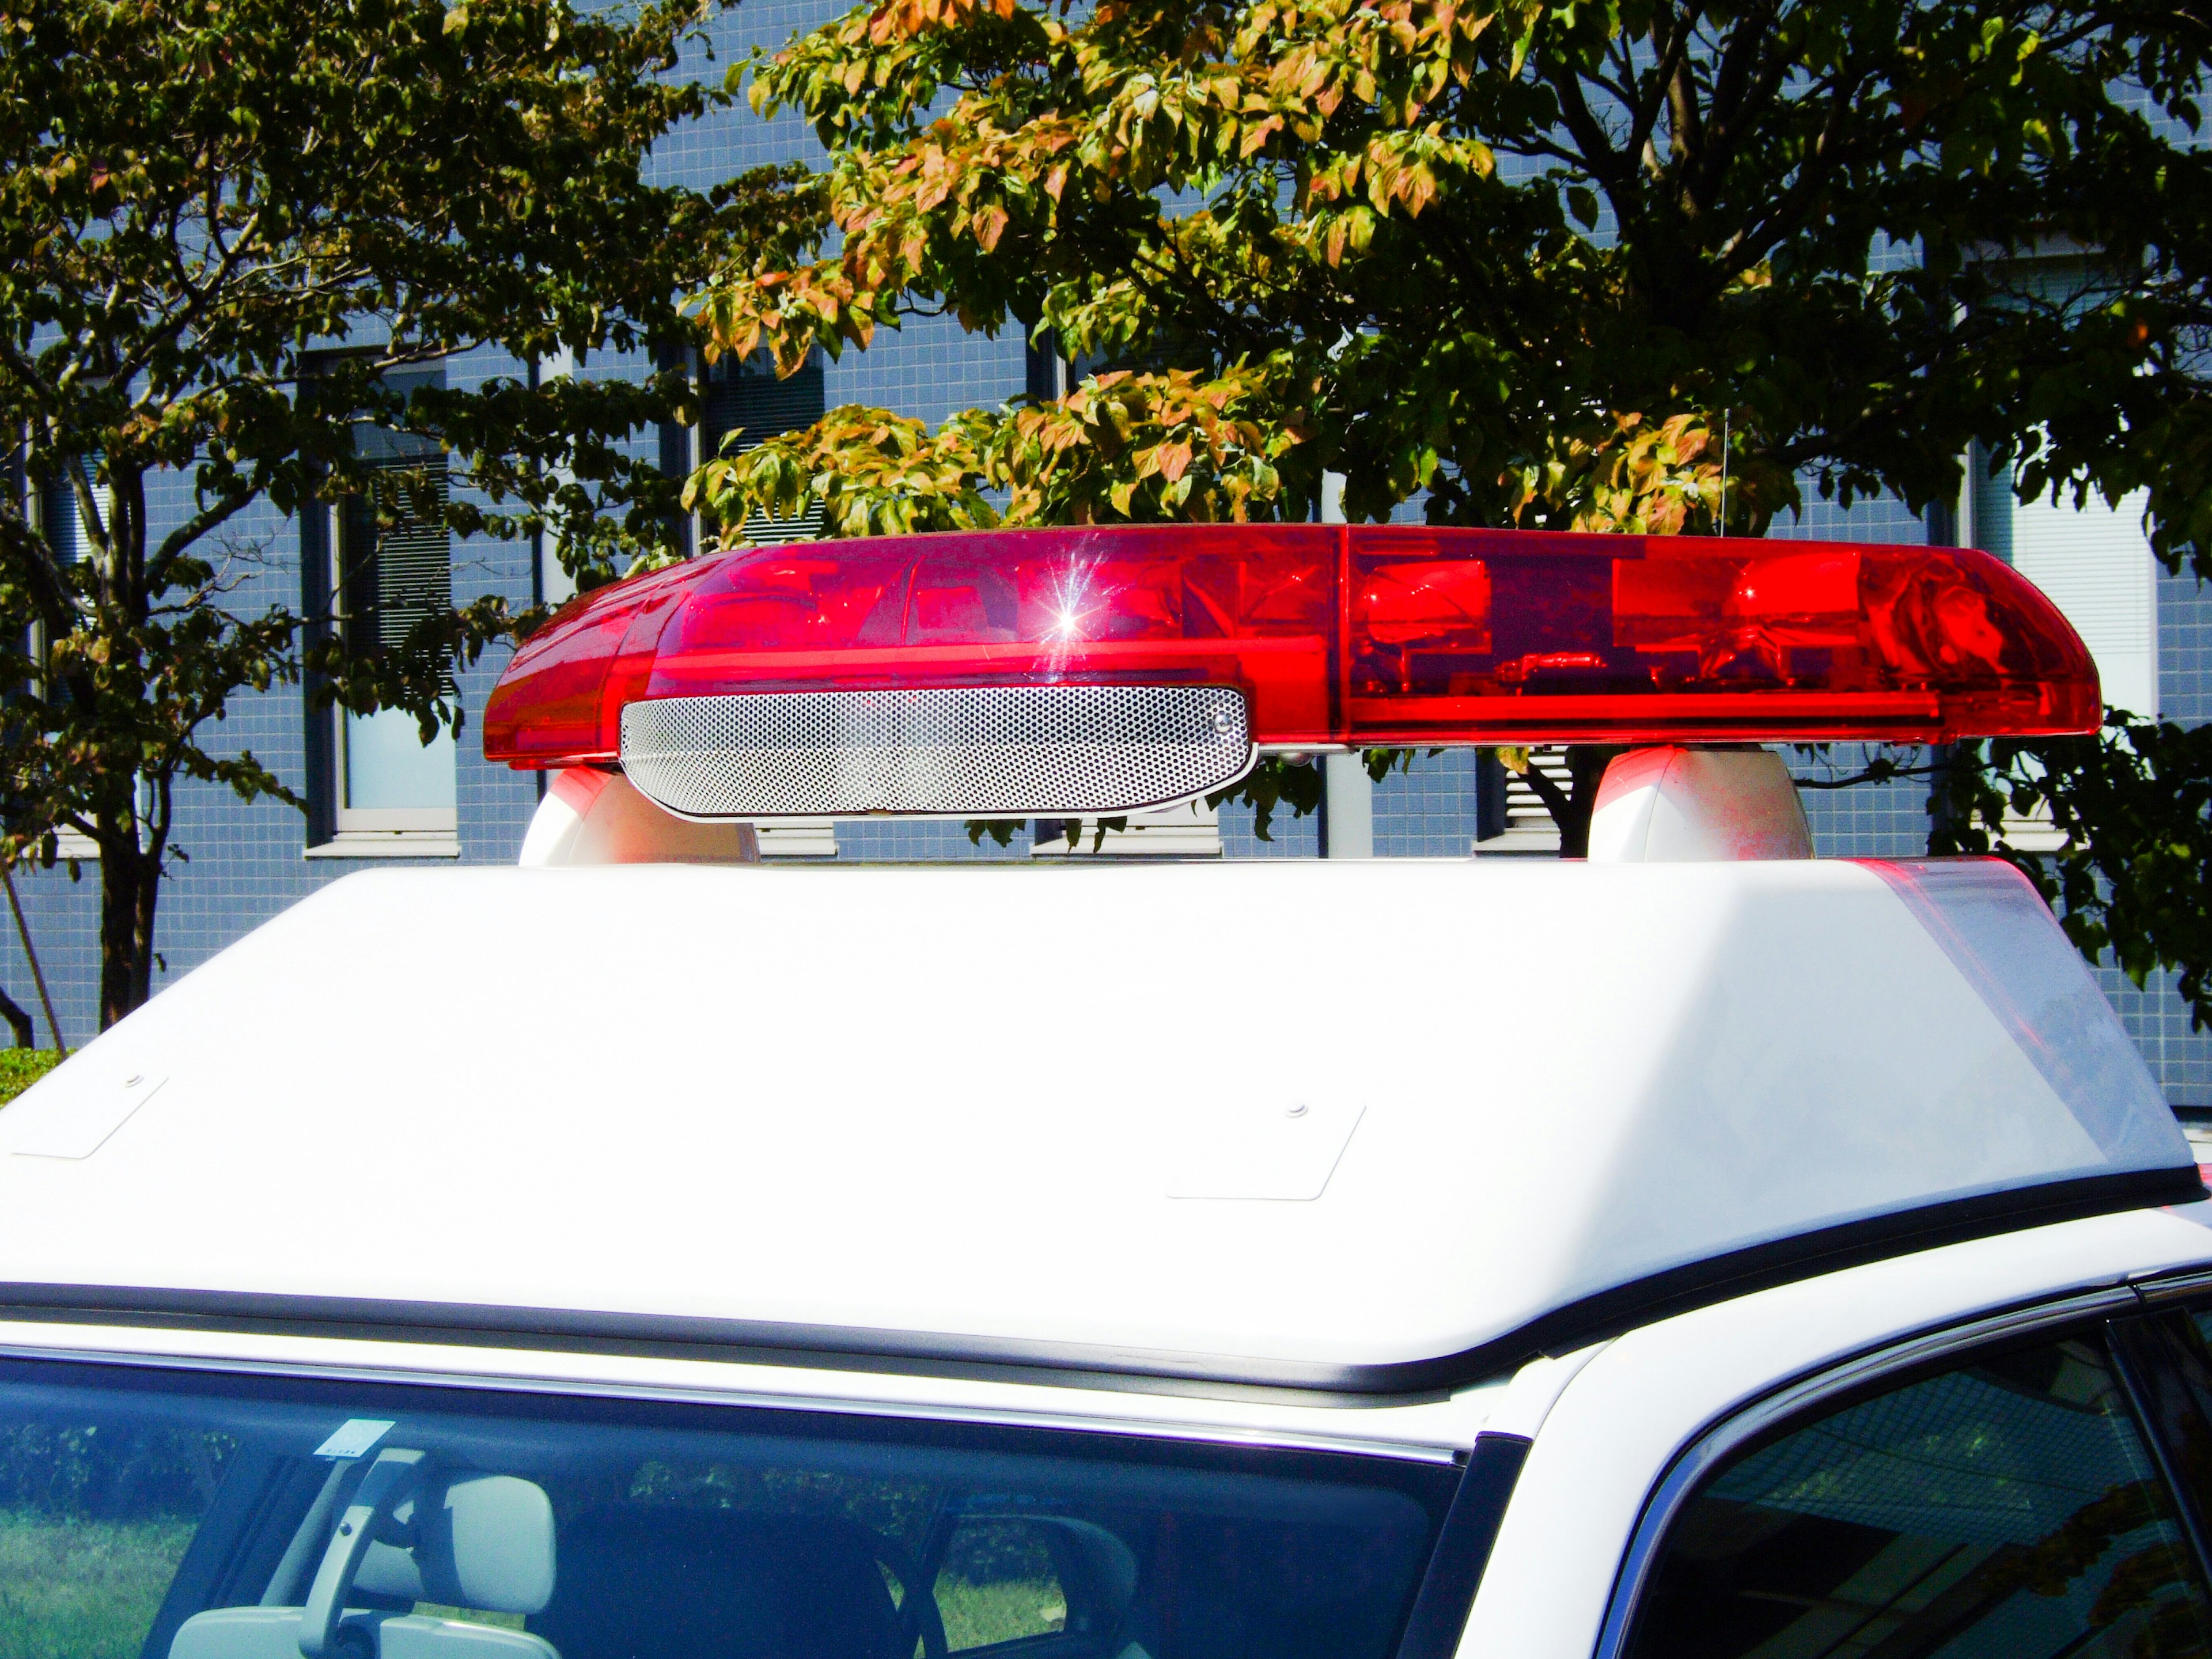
[0,1165,2192,1403]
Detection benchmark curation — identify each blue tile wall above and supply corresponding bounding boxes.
[2097,83,2212,1093]
[1222,793,1322,859]
[1372,749,1482,858]
[2163,567,2212,724]
[835,820,1032,861]
[1788,744,1937,859]
[2107,965,2211,1105]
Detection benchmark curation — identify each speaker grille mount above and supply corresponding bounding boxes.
[619,685,1253,819]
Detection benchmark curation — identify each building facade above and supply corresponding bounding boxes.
[9,0,2211,1106]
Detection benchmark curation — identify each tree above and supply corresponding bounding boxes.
[684,0,2212,997]
[0,0,817,1025]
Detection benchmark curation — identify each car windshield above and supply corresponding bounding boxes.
[0,1357,1455,1659]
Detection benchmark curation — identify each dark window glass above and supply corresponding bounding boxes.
[40,458,102,566]
[342,387,452,666]
[2172,1310,2212,1381]
[1024,336,1063,404]
[2110,1313,2212,1558]
[339,463,451,660]
[0,1359,1453,1659]
[702,353,825,543]
[1626,1332,2212,1659]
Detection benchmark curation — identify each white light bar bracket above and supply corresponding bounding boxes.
[1587,746,1813,862]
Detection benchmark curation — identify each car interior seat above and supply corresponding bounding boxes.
[169,1469,559,1659]
[530,1506,904,1659]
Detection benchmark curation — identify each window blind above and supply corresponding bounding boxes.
[702,356,827,543]
[1972,461,2157,719]
[341,461,453,658]
[40,464,106,566]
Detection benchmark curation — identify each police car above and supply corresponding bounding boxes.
[0,524,2207,1659]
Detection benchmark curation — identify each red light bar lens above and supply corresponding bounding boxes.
[483,525,2098,777]
[1346,531,2096,743]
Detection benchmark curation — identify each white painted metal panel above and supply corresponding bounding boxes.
[0,859,2184,1374]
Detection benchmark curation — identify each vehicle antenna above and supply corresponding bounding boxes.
[1719,408,1730,536]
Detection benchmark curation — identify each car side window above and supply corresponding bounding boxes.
[1624,1332,2212,1659]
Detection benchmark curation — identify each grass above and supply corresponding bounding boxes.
[935,1577,1067,1652]
[0,1510,195,1659]
[412,1604,527,1633]
[0,1052,60,1106]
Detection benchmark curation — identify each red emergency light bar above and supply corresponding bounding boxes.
[483,525,2097,820]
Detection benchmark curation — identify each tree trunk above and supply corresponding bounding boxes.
[1559,745,1623,857]
[97,836,160,1030]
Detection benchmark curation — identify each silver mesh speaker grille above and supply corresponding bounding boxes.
[620,685,1253,819]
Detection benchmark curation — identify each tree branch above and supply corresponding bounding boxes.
[1715,74,1866,272]
[150,486,258,575]
[1627,3,1704,174]
[1542,58,1641,223]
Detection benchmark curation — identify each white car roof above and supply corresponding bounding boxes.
[0,858,2191,1393]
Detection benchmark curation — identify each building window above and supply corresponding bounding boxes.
[1963,256,2158,721]
[1023,329,1110,406]
[1969,447,2158,720]
[1025,332,1070,403]
[307,365,459,858]
[690,349,828,547]
[680,349,839,858]
[39,466,106,569]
